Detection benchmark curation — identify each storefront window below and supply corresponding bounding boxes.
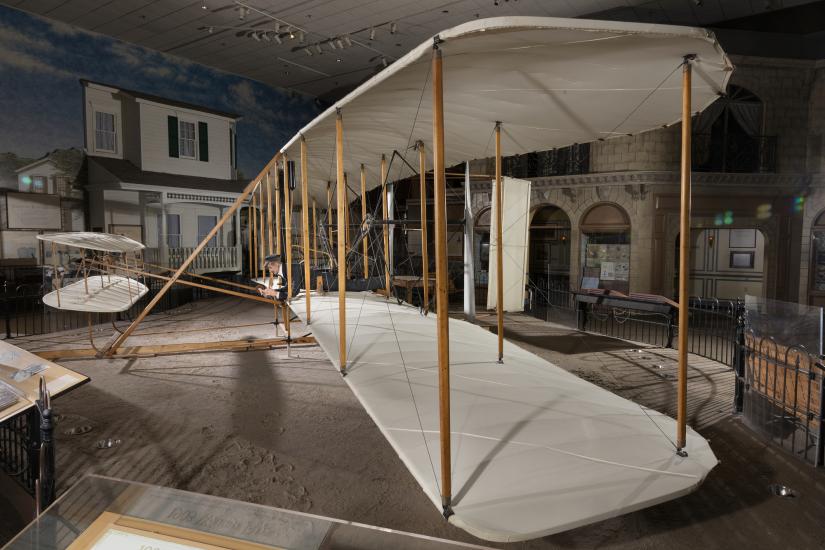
[580,203,631,294]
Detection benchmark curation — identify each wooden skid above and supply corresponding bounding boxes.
[35,335,316,361]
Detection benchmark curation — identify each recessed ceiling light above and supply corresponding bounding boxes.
[336,57,342,62]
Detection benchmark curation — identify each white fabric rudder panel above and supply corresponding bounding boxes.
[42,276,148,313]
[487,177,531,312]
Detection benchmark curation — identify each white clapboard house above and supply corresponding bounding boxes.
[82,79,246,274]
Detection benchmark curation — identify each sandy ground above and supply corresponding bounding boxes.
[1,296,824,549]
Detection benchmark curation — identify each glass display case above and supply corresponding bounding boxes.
[3,475,490,550]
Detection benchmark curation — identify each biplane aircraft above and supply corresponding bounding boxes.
[34,16,731,543]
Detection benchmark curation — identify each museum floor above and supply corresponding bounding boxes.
[1,297,824,549]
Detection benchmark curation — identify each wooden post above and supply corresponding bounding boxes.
[258,183,265,271]
[275,165,282,256]
[360,164,369,279]
[105,155,281,355]
[495,122,504,363]
[336,110,347,373]
[676,56,694,454]
[381,154,391,297]
[432,43,452,517]
[418,141,429,314]
[266,169,274,255]
[300,136,312,323]
[345,175,351,278]
[284,156,293,299]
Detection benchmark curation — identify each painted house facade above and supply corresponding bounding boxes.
[82,80,247,274]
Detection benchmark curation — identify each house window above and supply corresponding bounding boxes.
[32,176,47,193]
[198,215,218,247]
[94,111,116,153]
[179,120,196,159]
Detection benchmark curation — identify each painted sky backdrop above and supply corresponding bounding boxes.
[0,5,320,178]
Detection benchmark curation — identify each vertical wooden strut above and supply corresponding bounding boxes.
[106,155,280,355]
[360,164,369,279]
[418,141,429,314]
[312,199,318,267]
[247,204,254,276]
[252,188,259,277]
[266,170,273,255]
[300,136,312,323]
[258,183,265,271]
[275,165,282,256]
[495,122,504,363]
[381,154,391,297]
[284,156,293,299]
[676,56,694,454]
[432,42,452,517]
[336,110,347,373]
[327,181,334,255]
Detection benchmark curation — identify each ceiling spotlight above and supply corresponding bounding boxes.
[343,35,352,47]
[335,38,344,49]
[262,32,271,42]
[381,56,388,67]
[288,27,295,39]
[369,27,375,40]
[336,57,342,63]
[314,44,323,54]
[207,26,214,33]
[390,22,397,34]
[238,6,248,20]
[298,30,305,43]
[201,1,208,10]
[304,47,313,56]
[329,40,337,51]
[274,23,280,33]
[253,32,263,41]
[273,33,282,44]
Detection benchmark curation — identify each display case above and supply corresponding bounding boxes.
[3,475,489,550]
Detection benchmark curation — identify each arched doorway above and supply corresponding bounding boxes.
[580,203,631,293]
[675,228,766,299]
[473,207,491,304]
[528,205,570,290]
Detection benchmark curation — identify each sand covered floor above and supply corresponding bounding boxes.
[1,297,824,549]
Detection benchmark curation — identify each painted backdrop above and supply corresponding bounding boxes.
[0,5,320,185]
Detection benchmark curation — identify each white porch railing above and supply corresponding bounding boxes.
[144,246,241,274]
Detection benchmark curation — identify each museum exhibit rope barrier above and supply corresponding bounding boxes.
[96,17,732,541]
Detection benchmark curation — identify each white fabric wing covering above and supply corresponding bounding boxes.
[43,276,148,313]
[487,177,531,312]
[290,293,717,542]
[280,16,731,204]
[37,232,144,252]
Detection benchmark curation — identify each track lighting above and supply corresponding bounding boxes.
[329,40,337,51]
[207,26,214,33]
[304,47,312,56]
[252,31,261,41]
[298,30,305,43]
[390,22,397,34]
[369,27,375,40]
[238,6,248,20]
[262,31,270,42]
[343,35,352,47]
[335,38,344,49]
[381,56,388,67]
[315,44,323,55]
[201,1,208,10]
[274,23,280,33]
[288,27,295,39]
[273,33,282,44]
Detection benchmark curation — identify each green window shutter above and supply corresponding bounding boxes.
[168,116,179,158]
[198,121,209,162]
